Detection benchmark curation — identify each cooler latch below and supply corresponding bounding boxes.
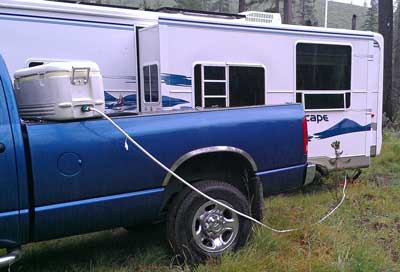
[71,67,90,85]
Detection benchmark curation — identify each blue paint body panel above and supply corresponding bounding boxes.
[0,57,30,246]
[34,188,164,241]
[0,54,307,247]
[26,106,306,207]
[257,164,307,195]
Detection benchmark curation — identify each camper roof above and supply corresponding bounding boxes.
[0,0,159,21]
[0,0,380,41]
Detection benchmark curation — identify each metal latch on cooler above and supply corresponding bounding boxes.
[71,67,90,85]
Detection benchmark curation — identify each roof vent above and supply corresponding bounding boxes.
[239,11,281,24]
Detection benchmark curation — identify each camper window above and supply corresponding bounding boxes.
[296,43,352,111]
[229,66,265,107]
[194,64,265,108]
[143,64,159,103]
[201,64,228,108]
[204,66,226,80]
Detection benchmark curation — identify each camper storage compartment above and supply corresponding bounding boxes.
[13,61,105,121]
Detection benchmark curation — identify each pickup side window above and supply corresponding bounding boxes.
[143,64,159,103]
[194,64,265,108]
[296,43,352,111]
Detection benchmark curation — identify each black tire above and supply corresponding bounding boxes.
[166,180,251,263]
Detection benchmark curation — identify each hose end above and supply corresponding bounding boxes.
[81,105,92,113]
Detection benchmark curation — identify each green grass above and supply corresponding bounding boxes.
[6,132,400,271]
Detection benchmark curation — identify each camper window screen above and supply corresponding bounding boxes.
[194,64,265,108]
[304,93,344,110]
[296,43,351,90]
[229,66,265,107]
[143,64,159,103]
[204,66,225,80]
[296,43,351,110]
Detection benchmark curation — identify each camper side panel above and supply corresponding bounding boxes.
[0,11,138,112]
[157,20,376,169]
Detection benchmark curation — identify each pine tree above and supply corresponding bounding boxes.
[211,0,230,13]
[175,0,208,10]
[283,0,292,24]
[298,0,317,26]
[239,0,246,12]
[362,0,378,32]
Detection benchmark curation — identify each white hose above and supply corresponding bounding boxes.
[89,107,347,233]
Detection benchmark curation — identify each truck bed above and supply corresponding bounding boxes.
[21,104,306,240]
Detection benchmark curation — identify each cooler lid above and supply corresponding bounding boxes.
[14,61,101,79]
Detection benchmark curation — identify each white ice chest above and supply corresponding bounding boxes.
[14,61,105,121]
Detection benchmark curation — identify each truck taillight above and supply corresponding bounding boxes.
[302,117,308,155]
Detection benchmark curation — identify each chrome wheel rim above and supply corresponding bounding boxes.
[191,200,239,254]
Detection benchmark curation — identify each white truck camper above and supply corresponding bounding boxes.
[0,0,383,175]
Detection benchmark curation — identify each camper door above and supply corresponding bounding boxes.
[138,26,162,112]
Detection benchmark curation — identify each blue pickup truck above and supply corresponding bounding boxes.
[0,55,314,265]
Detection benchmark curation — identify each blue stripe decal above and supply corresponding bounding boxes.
[159,17,374,40]
[35,188,164,212]
[162,96,190,107]
[312,119,371,140]
[104,91,189,109]
[0,209,29,218]
[0,13,134,30]
[161,73,192,87]
[256,163,307,176]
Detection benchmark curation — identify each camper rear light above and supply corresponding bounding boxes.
[302,117,308,155]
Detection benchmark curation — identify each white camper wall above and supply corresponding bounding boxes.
[0,13,137,95]
[157,18,378,168]
[0,0,159,113]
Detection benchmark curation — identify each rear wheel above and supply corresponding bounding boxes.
[167,180,251,263]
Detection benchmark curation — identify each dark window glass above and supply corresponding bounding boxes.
[296,92,302,103]
[28,61,44,68]
[150,64,159,102]
[204,66,225,80]
[304,93,344,110]
[143,65,159,103]
[194,64,202,107]
[204,82,226,95]
[143,66,150,102]
[346,92,351,108]
[204,98,226,108]
[297,43,351,90]
[228,66,265,107]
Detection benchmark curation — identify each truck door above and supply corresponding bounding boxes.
[0,78,20,246]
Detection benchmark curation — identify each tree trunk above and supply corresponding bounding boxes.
[239,0,246,12]
[275,0,280,13]
[352,14,357,30]
[283,0,292,24]
[379,0,394,119]
[300,0,305,25]
[393,2,400,114]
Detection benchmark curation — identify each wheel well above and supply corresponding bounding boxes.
[160,152,261,218]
